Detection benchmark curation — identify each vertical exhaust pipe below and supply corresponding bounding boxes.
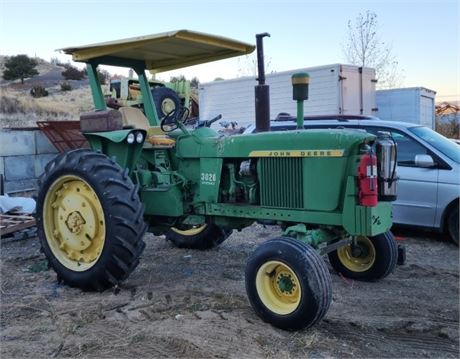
[255,32,270,132]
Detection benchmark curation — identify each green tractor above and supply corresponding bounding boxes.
[37,30,399,331]
[105,76,193,119]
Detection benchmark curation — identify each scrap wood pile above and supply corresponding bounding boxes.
[0,213,37,239]
[0,194,37,239]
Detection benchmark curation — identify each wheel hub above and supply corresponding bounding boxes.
[43,175,106,270]
[161,98,176,115]
[276,273,296,295]
[65,211,86,234]
[255,261,302,315]
[338,236,376,272]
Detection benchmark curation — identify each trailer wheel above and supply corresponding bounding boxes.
[151,87,182,118]
[165,223,231,249]
[37,149,146,291]
[245,237,332,330]
[328,231,397,281]
[446,206,459,246]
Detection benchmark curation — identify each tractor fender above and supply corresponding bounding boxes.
[84,129,146,173]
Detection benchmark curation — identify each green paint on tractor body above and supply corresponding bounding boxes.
[71,31,393,248]
[38,31,401,331]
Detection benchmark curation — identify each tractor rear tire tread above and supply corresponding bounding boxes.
[37,149,146,291]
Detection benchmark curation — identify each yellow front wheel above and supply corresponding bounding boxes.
[37,149,146,291]
[245,237,332,331]
[328,231,397,281]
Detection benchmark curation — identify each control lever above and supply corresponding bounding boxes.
[197,114,222,128]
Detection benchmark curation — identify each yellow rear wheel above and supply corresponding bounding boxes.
[37,149,146,291]
[166,222,230,249]
[43,175,105,271]
[171,224,207,236]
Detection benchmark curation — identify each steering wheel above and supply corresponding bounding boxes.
[160,107,189,132]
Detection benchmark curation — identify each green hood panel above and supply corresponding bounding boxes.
[176,129,375,158]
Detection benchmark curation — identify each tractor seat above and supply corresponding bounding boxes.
[118,107,176,148]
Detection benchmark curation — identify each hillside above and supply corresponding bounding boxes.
[0,56,93,128]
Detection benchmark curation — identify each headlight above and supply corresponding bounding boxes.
[127,133,135,144]
[136,132,144,143]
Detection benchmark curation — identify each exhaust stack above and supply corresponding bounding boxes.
[254,33,270,132]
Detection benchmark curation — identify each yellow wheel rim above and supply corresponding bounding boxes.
[171,224,207,236]
[161,98,176,115]
[337,236,376,272]
[43,175,106,271]
[255,260,301,315]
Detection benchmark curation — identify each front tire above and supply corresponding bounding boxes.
[245,237,332,331]
[37,149,146,291]
[328,231,397,281]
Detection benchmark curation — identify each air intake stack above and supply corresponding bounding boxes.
[291,72,310,129]
[254,33,271,132]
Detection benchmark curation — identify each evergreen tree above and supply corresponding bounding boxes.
[3,55,39,84]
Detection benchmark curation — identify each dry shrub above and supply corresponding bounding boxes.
[61,82,72,91]
[0,95,25,114]
[436,118,459,139]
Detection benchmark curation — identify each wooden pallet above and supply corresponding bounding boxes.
[0,214,36,237]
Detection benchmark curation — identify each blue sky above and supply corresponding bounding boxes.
[0,0,458,100]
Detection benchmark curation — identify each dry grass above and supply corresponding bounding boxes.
[0,86,93,128]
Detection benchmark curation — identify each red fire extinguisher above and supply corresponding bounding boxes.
[358,150,378,207]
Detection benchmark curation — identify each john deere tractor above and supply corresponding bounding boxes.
[37,30,399,330]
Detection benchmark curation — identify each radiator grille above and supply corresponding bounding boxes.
[259,158,304,209]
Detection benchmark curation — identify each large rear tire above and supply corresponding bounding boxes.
[328,231,397,281]
[245,237,332,331]
[37,149,146,291]
[165,223,231,249]
[151,87,182,118]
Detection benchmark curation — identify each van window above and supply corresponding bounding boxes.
[365,127,429,167]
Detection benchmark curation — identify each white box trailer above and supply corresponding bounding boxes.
[375,87,436,129]
[199,64,377,126]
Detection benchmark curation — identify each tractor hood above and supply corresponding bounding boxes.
[60,30,255,72]
[176,129,376,158]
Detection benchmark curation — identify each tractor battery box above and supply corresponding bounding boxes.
[80,110,123,132]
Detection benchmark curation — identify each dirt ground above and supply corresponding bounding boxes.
[1,225,458,358]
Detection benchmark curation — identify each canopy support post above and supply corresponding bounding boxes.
[133,66,160,126]
[87,62,107,111]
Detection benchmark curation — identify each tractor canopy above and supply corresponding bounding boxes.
[60,30,255,72]
[60,30,255,125]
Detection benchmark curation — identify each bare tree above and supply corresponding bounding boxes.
[343,11,403,89]
[237,54,274,77]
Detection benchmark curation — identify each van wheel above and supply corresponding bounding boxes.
[328,231,397,281]
[447,206,459,245]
